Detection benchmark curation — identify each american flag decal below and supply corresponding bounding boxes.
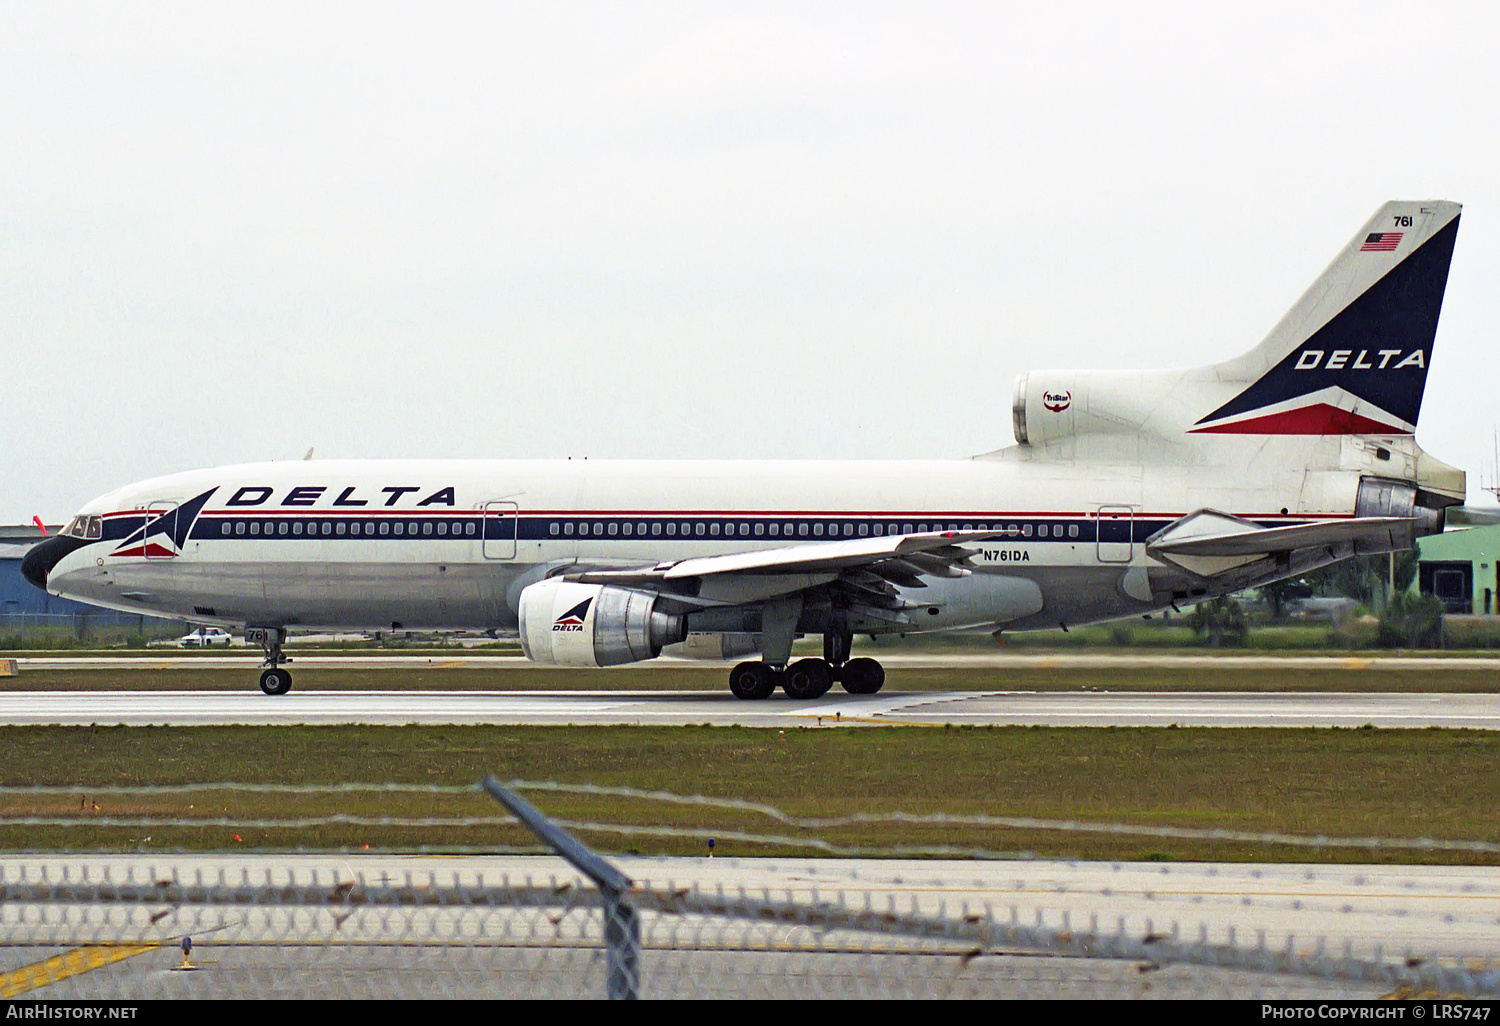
[1360,232,1403,252]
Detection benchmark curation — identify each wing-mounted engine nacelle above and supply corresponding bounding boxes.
[1012,370,1174,446]
[518,579,687,666]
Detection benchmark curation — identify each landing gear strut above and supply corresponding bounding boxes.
[249,627,292,696]
[726,631,885,700]
[824,632,851,668]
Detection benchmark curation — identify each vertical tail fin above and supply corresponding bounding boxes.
[1192,201,1460,435]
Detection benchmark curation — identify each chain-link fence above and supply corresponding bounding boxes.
[0,779,1496,999]
[0,611,186,649]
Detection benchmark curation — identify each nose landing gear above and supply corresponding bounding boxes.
[247,627,292,696]
[259,667,292,696]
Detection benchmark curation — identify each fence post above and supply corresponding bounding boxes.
[481,775,640,999]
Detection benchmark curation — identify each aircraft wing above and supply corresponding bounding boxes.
[564,529,1001,608]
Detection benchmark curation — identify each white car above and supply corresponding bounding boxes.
[178,627,233,648]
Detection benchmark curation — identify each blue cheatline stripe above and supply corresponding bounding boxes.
[179,512,1194,545]
[102,517,147,541]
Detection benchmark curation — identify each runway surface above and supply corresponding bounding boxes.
[1,854,1493,998]
[18,651,1500,671]
[3,688,1499,727]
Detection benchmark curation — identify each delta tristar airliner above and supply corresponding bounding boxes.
[24,201,1468,698]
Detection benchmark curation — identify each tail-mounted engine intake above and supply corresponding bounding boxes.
[1012,370,1167,447]
[518,579,687,667]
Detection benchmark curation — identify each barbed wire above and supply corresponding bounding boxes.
[0,779,1494,948]
[0,779,1493,857]
[0,865,1494,998]
[8,852,1489,950]
[0,783,480,796]
[507,779,1500,855]
[0,816,514,830]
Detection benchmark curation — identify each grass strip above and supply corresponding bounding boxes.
[0,724,1494,865]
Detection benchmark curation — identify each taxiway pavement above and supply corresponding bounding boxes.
[17,651,1500,671]
[2,688,1498,727]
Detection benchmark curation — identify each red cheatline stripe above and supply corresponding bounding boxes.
[1189,403,1410,435]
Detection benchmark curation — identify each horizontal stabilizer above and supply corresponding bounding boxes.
[1441,506,1500,529]
[1147,509,1419,558]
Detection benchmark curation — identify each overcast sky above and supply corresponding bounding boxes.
[4,1,1499,521]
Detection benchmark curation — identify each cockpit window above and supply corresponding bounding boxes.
[62,515,103,539]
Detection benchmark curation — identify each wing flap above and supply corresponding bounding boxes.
[654,529,991,579]
[564,528,1000,606]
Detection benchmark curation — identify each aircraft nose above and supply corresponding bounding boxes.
[20,535,87,592]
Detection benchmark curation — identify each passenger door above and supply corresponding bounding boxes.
[145,501,179,559]
[1095,505,1134,564]
[483,501,518,560]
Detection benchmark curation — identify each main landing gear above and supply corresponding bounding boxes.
[728,633,886,701]
[249,627,292,696]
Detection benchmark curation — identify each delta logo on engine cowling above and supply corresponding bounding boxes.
[553,599,591,632]
[1043,390,1071,413]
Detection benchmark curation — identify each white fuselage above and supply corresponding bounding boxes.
[42,453,1353,637]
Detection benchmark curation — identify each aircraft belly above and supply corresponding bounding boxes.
[1008,564,1146,630]
[75,560,526,632]
[894,574,1038,631]
[963,564,1160,632]
[259,561,524,630]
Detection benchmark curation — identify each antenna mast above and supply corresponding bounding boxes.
[1484,428,1500,502]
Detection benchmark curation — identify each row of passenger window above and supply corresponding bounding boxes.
[214,518,1087,540]
[220,520,476,537]
[546,520,1083,539]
